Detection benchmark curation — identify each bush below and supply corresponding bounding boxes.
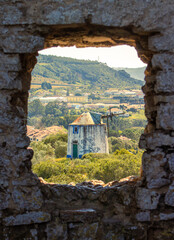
[55,141,67,158]
[32,151,142,184]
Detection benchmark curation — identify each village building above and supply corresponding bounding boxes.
[67,96,88,103]
[67,112,109,158]
[27,125,66,141]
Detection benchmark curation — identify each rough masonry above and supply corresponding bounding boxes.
[0,0,174,239]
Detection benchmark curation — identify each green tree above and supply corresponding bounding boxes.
[41,81,52,90]
[31,141,55,165]
[122,127,144,141]
[28,99,45,118]
[55,141,67,158]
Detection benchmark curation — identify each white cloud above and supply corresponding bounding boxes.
[39,45,146,68]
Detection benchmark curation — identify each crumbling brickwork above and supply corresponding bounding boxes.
[0,1,174,239]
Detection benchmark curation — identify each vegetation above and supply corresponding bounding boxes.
[31,130,143,184]
[29,55,146,185]
[32,55,144,90]
[115,67,146,81]
[28,100,146,133]
[41,81,52,90]
[31,132,68,165]
[33,151,142,184]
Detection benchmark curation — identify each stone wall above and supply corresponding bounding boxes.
[0,1,174,239]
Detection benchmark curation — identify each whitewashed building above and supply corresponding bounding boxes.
[67,112,109,159]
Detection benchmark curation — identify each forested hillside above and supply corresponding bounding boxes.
[32,55,143,89]
[115,67,146,81]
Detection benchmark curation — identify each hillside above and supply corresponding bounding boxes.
[115,67,146,81]
[32,55,143,90]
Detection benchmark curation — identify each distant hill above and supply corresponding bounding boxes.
[32,55,144,90]
[115,67,146,81]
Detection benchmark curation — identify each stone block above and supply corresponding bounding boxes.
[3,211,51,226]
[139,132,174,150]
[167,153,174,173]
[60,209,99,223]
[154,95,174,105]
[155,71,174,93]
[12,186,43,210]
[165,183,174,207]
[136,211,150,222]
[142,150,170,189]
[159,212,174,221]
[136,188,160,210]
[46,222,67,240]
[2,35,44,53]
[0,5,27,25]
[0,71,22,90]
[156,103,174,130]
[0,192,10,210]
[0,52,21,71]
[152,53,174,71]
[68,222,98,240]
[149,32,174,51]
[16,136,30,148]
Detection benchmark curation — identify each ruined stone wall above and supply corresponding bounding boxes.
[0,1,174,239]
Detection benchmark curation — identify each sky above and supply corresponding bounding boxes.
[39,45,146,69]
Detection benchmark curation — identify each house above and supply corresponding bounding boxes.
[67,112,109,159]
[27,125,66,141]
[67,96,88,103]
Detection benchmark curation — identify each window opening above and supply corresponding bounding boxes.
[73,126,79,134]
[28,45,147,185]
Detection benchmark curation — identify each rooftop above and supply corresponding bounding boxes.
[70,112,103,125]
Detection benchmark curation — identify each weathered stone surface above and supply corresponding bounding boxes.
[167,153,174,174]
[142,150,170,189]
[0,52,21,71]
[152,53,174,71]
[136,188,160,210]
[68,222,98,240]
[0,191,10,210]
[1,35,45,53]
[12,186,43,210]
[139,132,174,150]
[60,209,99,223]
[3,211,51,226]
[156,104,174,130]
[159,212,174,221]
[165,183,174,207]
[46,222,67,240]
[154,95,174,105]
[136,211,150,222]
[149,31,174,52]
[0,0,174,239]
[0,71,22,90]
[155,71,174,93]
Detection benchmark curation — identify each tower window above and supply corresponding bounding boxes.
[73,126,79,134]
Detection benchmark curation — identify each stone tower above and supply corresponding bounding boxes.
[67,112,109,158]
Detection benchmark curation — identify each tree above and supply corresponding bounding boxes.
[31,141,55,165]
[122,128,144,141]
[75,93,82,96]
[55,141,67,158]
[28,99,45,118]
[88,93,100,100]
[66,88,70,96]
[45,101,60,116]
[41,82,52,90]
